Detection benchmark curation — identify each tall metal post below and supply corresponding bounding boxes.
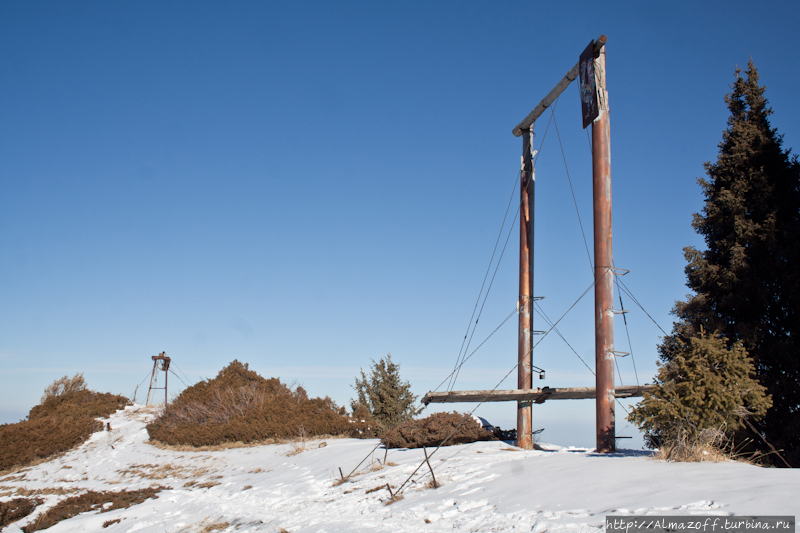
[591,43,615,453]
[517,128,535,449]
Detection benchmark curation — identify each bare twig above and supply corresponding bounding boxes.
[743,418,792,468]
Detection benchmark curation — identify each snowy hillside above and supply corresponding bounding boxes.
[1,405,797,533]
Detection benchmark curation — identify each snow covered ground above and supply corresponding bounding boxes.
[1,405,797,533]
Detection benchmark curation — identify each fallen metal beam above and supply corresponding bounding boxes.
[421,384,653,405]
[511,35,607,137]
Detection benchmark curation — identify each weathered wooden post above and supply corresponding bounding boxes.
[587,40,615,453]
[517,129,535,449]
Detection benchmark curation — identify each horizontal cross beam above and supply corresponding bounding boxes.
[421,384,653,405]
[511,35,607,137]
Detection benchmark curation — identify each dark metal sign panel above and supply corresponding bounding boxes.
[579,40,599,128]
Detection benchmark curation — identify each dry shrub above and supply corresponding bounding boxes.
[656,427,735,462]
[28,390,129,421]
[381,412,494,449]
[423,478,440,489]
[384,494,404,505]
[22,487,165,532]
[41,373,87,403]
[0,390,130,472]
[146,360,358,447]
[15,487,81,497]
[0,497,42,529]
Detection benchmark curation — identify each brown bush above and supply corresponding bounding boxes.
[29,390,130,422]
[1,497,42,529]
[381,412,494,449]
[146,360,361,447]
[0,390,130,472]
[22,487,164,532]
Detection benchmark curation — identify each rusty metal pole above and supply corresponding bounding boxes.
[591,42,615,453]
[517,128,535,449]
[164,361,169,406]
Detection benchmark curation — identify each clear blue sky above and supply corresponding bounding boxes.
[2,1,798,448]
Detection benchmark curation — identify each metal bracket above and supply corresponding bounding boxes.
[612,351,630,357]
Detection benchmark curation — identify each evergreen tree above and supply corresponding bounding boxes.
[656,60,800,466]
[351,353,422,431]
[629,329,771,446]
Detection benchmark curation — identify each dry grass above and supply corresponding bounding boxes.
[423,478,441,489]
[367,462,384,472]
[331,476,351,487]
[384,494,404,506]
[148,434,346,453]
[0,454,70,477]
[0,498,42,529]
[195,481,220,489]
[286,443,309,457]
[241,485,252,491]
[656,428,742,463]
[21,487,165,532]
[117,463,211,480]
[14,487,83,497]
[102,518,122,528]
[148,437,284,452]
[201,521,230,532]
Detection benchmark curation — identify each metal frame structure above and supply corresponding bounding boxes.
[424,35,654,452]
[145,352,171,406]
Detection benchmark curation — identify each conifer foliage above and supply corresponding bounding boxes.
[629,329,771,446]
[640,61,800,466]
[351,353,422,432]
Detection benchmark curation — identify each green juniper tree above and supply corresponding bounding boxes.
[638,60,800,466]
[351,353,422,432]
[629,329,771,447]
